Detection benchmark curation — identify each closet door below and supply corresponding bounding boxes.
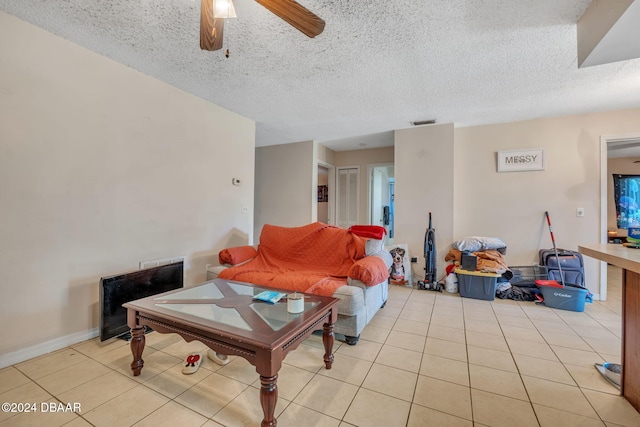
[336,167,359,228]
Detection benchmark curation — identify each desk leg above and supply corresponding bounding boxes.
[130,327,145,376]
[322,321,335,369]
[259,374,277,427]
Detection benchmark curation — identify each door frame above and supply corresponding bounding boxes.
[367,162,394,225]
[318,161,335,225]
[599,132,640,300]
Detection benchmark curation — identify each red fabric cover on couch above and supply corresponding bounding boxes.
[218,222,386,296]
[219,246,257,265]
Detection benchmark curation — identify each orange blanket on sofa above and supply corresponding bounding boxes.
[218,222,367,296]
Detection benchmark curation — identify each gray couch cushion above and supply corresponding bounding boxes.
[331,284,365,316]
[365,238,385,255]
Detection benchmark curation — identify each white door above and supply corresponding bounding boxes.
[336,167,359,228]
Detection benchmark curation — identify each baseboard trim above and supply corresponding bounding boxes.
[0,328,99,369]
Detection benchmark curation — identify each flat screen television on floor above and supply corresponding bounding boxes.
[613,174,640,229]
[99,261,184,341]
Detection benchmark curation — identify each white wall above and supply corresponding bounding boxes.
[0,13,255,363]
[455,109,640,296]
[254,141,315,239]
[394,124,455,285]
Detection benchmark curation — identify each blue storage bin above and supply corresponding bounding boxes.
[455,269,500,301]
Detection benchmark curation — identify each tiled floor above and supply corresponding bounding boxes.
[2,266,640,426]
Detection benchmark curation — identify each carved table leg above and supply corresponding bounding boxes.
[130,327,145,376]
[259,374,278,427]
[322,321,335,369]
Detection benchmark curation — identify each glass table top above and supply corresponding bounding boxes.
[151,281,319,332]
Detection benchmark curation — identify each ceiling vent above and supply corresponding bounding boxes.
[411,119,436,126]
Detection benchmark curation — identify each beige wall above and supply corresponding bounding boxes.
[254,141,315,239]
[254,144,393,233]
[0,13,255,363]
[607,157,640,232]
[455,108,640,296]
[394,125,455,284]
[317,144,336,165]
[334,147,394,225]
[254,111,640,298]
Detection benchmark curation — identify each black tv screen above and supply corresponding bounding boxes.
[99,261,184,341]
[613,174,640,229]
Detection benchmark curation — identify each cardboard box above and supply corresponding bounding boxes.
[455,269,500,301]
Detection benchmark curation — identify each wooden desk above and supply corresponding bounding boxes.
[579,244,640,413]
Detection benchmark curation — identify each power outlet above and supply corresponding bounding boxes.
[241,206,249,215]
[576,207,585,217]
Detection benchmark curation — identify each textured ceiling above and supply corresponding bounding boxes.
[1,0,640,151]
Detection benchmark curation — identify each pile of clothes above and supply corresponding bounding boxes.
[444,248,508,274]
[444,236,509,274]
[495,281,540,301]
[444,236,540,301]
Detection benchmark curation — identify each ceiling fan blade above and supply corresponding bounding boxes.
[255,0,325,38]
[201,0,224,51]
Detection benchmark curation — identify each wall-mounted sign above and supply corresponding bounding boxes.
[497,148,545,172]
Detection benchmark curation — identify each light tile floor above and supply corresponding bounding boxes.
[2,266,640,426]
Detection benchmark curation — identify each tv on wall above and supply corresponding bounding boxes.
[613,174,640,229]
[99,261,184,341]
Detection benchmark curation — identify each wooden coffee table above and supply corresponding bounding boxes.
[123,279,339,426]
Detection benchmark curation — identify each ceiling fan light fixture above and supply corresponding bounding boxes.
[214,0,237,19]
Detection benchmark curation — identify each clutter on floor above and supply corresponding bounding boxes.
[441,236,510,300]
[498,265,547,302]
[535,211,592,310]
[441,212,593,311]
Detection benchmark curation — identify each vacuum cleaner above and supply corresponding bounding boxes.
[418,212,442,291]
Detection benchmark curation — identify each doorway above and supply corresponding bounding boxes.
[317,165,330,224]
[317,162,334,225]
[600,133,640,300]
[369,164,395,244]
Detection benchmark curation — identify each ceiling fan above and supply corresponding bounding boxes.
[200,0,325,52]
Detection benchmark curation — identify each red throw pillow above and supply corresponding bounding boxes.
[349,225,387,240]
[218,246,258,265]
[348,256,389,286]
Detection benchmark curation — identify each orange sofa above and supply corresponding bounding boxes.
[212,222,391,345]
